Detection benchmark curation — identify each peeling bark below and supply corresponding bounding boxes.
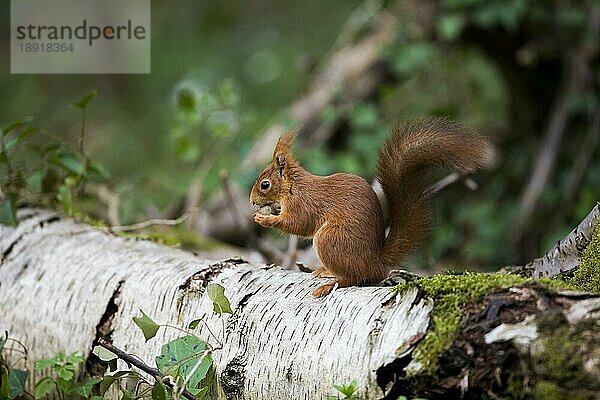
[529,202,600,278]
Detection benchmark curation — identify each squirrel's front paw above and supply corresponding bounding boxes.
[253,213,278,227]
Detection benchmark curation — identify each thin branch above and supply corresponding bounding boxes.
[105,209,193,233]
[428,172,478,195]
[96,338,198,400]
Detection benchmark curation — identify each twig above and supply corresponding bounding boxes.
[96,338,198,400]
[89,184,121,226]
[105,209,193,233]
[428,172,478,195]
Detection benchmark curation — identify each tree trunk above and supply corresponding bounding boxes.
[1,207,599,399]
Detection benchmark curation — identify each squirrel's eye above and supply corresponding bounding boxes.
[260,180,271,190]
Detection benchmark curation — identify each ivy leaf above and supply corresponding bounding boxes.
[92,346,117,361]
[71,90,98,109]
[67,353,84,365]
[34,358,54,370]
[100,371,129,396]
[55,365,74,382]
[188,319,201,330]
[121,388,133,400]
[155,336,212,391]
[8,369,28,399]
[0,195,18,227]
[55,378,72,394]
[206,283,233,314]
[1,366,10,399]
[151,379,167,400]
[72,377,101,398]
[188,386,209,398]
[34,377,54,400]
[132,310,160,341]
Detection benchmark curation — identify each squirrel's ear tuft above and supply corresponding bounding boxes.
[273,126,300,176]
[274,126,300,157]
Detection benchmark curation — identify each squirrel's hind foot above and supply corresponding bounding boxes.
[313,282,336,297]
[312,267,336,278]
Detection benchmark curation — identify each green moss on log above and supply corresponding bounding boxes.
[393,272,527,374]
[532,316,600,399]
[571,220,600,293]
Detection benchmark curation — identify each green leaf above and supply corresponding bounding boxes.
[34,377,54,400]
[188,386,208,398]
[34,359,54,370]
[55,378,72,394]
[0,196,18,227]
[71,90,98,109]
[187,319,201,330]
[175,88,196,113]
[55,365,73,382]
[1,367,10,400]
[86,161,111,179]
[35,358,56,370]
[92,346,118,362]
[333,380,357,397]
[66,353,84,365]
[206,283,233,314]
[56,183,73,216]
[120,388,133,400]
[72,378,101,398]
[132,310,160,341]
[8,369,28,399]
[151,379,167,400]
[17,126,39,140]
[49,152,86,176]
[1,120,29,136]
[99,371,129,396]
[155,336,212,390]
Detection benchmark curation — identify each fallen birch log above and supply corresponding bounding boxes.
[1,206,599,399]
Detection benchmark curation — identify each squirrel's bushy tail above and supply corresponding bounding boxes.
[376,118,493,268]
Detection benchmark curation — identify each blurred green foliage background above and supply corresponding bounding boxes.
[1,0,598,272]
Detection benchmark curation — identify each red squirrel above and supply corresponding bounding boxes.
[249,119,493,297]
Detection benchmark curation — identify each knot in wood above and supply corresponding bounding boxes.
[221,356,246,398]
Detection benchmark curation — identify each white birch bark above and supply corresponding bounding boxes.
[0,208,433,399]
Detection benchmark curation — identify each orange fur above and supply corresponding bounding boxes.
[250,119,493,297]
